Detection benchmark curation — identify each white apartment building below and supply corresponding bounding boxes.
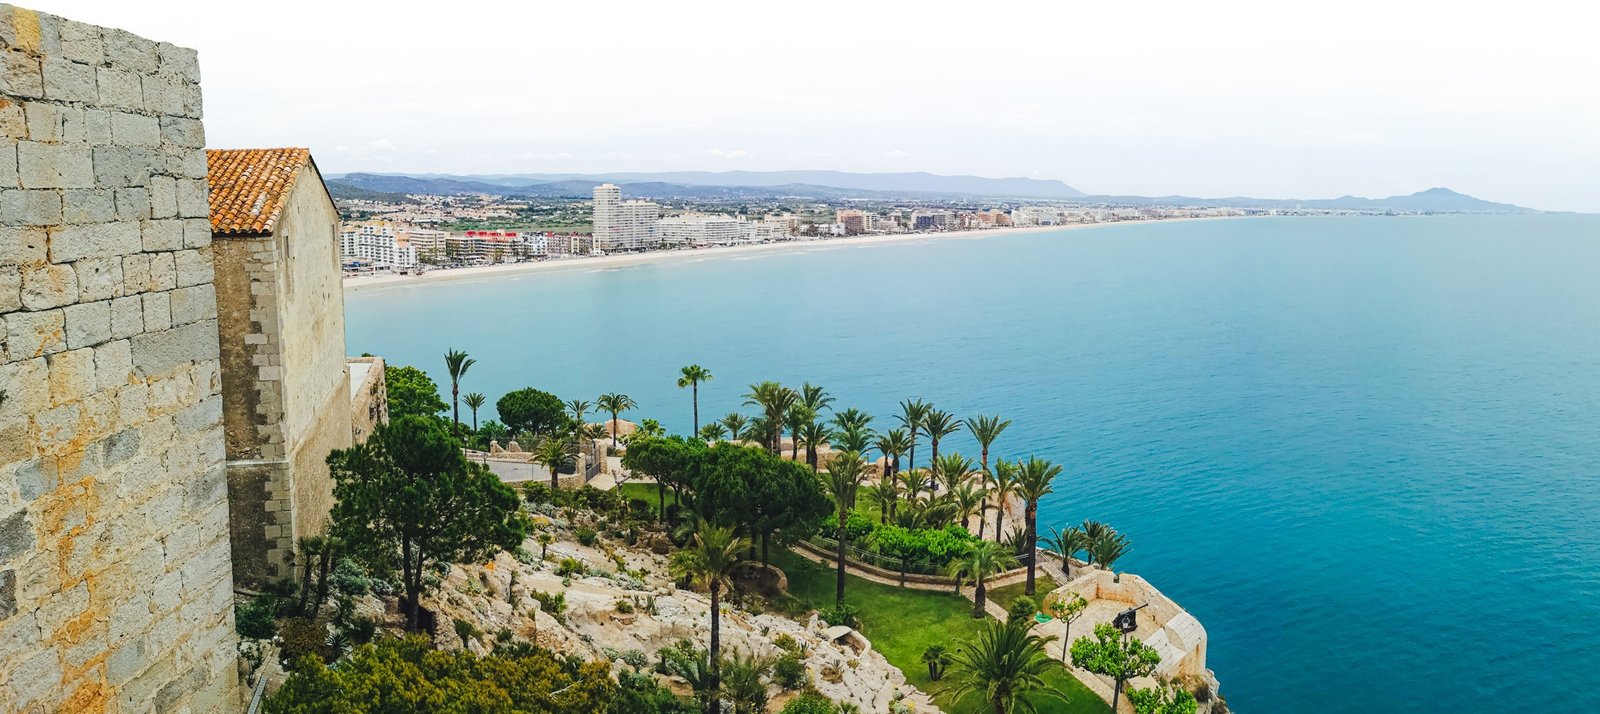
[658,214,758,246]
[400,227,449,263]
[1011,206,1063,226]
[340,222,418,268]
[592,183,660,252]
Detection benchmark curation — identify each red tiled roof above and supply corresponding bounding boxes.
[206,148,314,236]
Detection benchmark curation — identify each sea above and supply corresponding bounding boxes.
[345,214,1600,711]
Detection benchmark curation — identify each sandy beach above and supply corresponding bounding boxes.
[343,217,1236,292]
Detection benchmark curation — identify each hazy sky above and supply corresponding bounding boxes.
[32,0,1600,211]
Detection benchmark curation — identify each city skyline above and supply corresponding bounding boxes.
[28,0,1600,212]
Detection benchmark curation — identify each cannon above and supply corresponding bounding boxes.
[1112,603,1150,634]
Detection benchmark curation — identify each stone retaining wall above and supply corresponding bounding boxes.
[0,5,238,711]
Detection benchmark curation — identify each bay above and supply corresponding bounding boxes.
[345,214,1600,711]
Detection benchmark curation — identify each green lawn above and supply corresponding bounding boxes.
[615,482,678,510]
[988,573,1062,614]
[767,550,1107,714]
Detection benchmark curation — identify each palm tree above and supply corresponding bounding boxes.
[677,364,713,437]
[825,451,868,606]
[922,644,952,681]
[784,405,813,461]
[443,349,476,437]
[536,531,555,559]
[873,429,911,517]
[922,408,960,469]
[1042,526,1090,580]
[831,407,872,435]
[900,467,932,504]
[948,482,988,530]
[698,423,729,442]
[722,650,771,714]
[668,524,749,714]
[1080,520,1112,565]
[798,420,832,472]
[966,415,1011,540]
[566,398,591,428]
[596,392,636,448]
[462,392,485,433]
[533,434,573,490]
[833,423,874,454]
[1088,530,1131,581]
[799,382,833,416]
[933,452,975,493]
[989,459,1020,542]
[1015,456,1062,596]
[897,399,930,471]
[743,382,797,454]
[941,618,1066,714]
[741,416,772,445]
[721,413,748,444]
[947,540,1019,618]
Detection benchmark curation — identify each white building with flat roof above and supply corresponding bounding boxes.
[340,222,418,268]
[659,214,757,246]
[592,183,660,252]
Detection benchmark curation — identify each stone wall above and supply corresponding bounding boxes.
[0,5,239,712]
[215,164,351,586]
[347,355,386,443]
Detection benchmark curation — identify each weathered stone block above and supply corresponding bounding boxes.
[130,319,217,377]
[81,107,111,143]
[47,346,97,404]
[158,116,204,150]
[16,458,58,502]
[0,265,18,312]
[146,251,176,291]
[17,141,93,189]
[102,27,159,74]
[20,262,76,310]
[73,255,123,302]
[58,19,104,64]
[175,178,207,219]
[182,217,211,248]
[59,188,115,223]
[106,294,141,339]
[2,50,44,99]
[0,226,48,266]
[22,102,60,141]
[48,221,141,263]
[172,249,211,288]
[41,57,95,102]
[4,308,65,358]
[115,382,148,426]
[0,509,33,565]
[94,65,142,110]
[146,175,176,218]
[141,218,183,251]
[114,186,149,221]
[0,141,16,189]
[0,189,63,226]
[0,568,13,620]
[140,290,169,331]
[63,299,110,349]
[156,42,199,83]
[110,111,160,147]
[92,145,151,187]
[141,73,187,116]
[168,283,213,326]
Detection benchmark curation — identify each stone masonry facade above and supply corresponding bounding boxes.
[1,5,239,712]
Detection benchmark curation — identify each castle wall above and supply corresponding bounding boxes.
[0,5,239,711]
[214,165,350,586]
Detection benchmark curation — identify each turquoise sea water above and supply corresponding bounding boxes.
[345,215,1600,711]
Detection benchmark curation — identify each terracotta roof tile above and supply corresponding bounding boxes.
[206,148,314,236]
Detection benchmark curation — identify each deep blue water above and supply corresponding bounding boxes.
[346,215,1600,711]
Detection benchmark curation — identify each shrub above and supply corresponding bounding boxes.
[780,693,839,714]
[235,594,279,640]
[615,598,635,614]
[523,482,554,506]
[453,618,482,645]
[821,510,877,541]
[341,615,377,645]
[773,653,807,690]
[576,527,598,546]
[1007,595,1039,623]
[772,632,803,656]
[819,603,860,629]
[530,590,567,617]
[556,557,585,577]
[619,649,650,670]
[278,617,331,668]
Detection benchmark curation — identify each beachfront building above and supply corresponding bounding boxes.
[402,227,449,263]
[658,213,758,246]
[836,209,869,235]
[911,209,954,230]
[340,222,419,269]
[1011,206,1063,226]
[445,230,542,262]
[755,217,798,241]
[592,183,661,252]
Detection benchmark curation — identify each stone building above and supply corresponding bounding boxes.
[207,148,357,587]
[1,5,240,711]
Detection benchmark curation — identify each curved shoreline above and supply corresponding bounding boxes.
[343,216,1244,292]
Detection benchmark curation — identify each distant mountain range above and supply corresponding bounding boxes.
[325,171,1534,213]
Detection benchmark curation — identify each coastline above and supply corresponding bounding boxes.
[343,216,1241,292]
